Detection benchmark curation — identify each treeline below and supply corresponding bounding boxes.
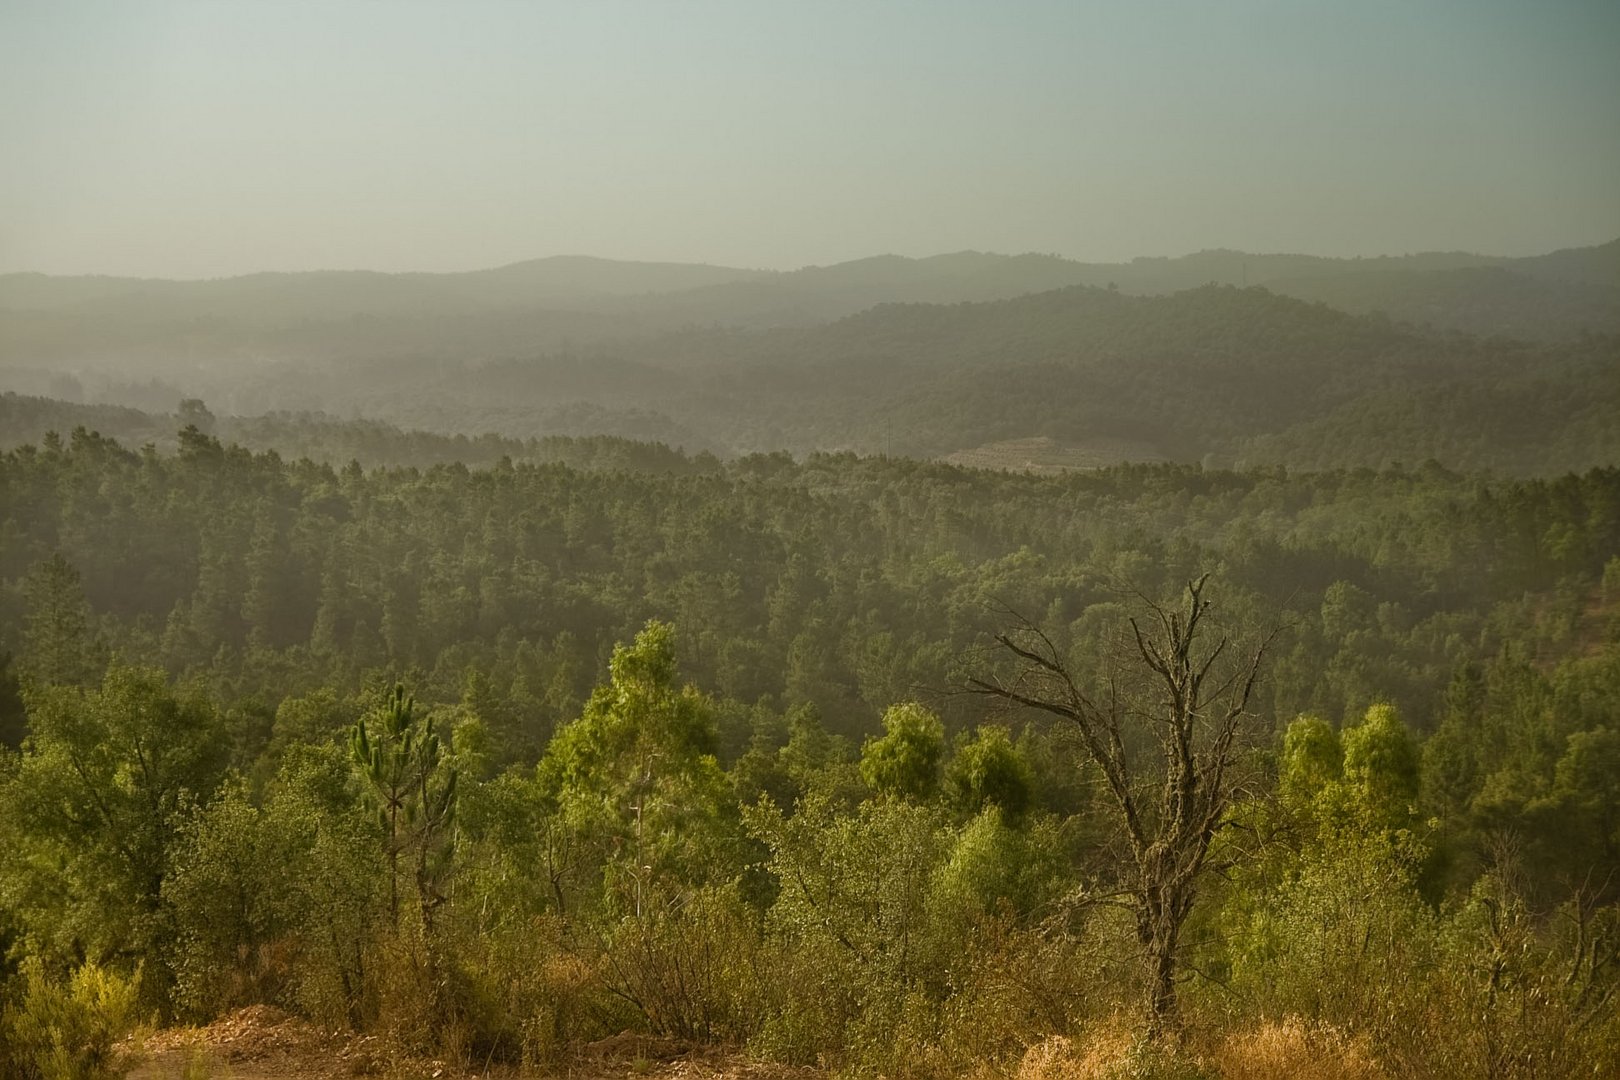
[0,431,1618,1076]
[4,425,1619,738]
[7,279,1619,472]
[0,393,717,471]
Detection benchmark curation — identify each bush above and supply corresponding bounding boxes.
[934,911,1118,1066]
[1,957,146,1080]
[1016,1024,1213,1080]
[601,882,765,1043]
[746,793,950,1066]
[1223,829,1437,1035]
[1400,876,1620,1080]
[164,781,301,1018]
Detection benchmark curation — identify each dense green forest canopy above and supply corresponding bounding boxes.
[3,425,1617,737]
[1,422,1618,1075]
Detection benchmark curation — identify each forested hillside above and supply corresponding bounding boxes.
[5,241,1615,356]
[1,428,1617,1076]
[0,393,720,471]
[4,278,1617,474]
[7,0,1617,1074]
[2,231,1617,1080]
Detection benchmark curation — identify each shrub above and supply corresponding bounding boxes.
[746,793,950,1065]
[601,882,765,1043]
[934,911,1118,1066]
[1016,1023,1213,1080]
[1,957,146,1080]
[1223,828,1436,1034]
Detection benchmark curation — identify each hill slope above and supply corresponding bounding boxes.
[5,283,1615,475]
[3,241,1615,379]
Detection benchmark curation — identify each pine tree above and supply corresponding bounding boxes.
[350,685,458,931]
[21,554,98,687]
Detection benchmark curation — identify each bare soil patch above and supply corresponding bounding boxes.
[940,436,1165,473]
[130,1008,822,1080]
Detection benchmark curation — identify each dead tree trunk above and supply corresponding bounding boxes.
[968,575,1271,1040]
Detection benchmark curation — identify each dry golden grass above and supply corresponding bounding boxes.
[1211,1019,1386,1080]
[1014,1024,1154,1080]
[1013,1017,1389,1080]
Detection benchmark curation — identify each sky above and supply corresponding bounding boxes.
[2,0,1618,278]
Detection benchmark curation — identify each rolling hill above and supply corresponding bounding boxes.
[4,279,1615,476]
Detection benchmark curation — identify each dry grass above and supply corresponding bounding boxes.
[1015,1023,1181,1080]
[1212,1019,1385,1080]
[1014,1017,1388,1080]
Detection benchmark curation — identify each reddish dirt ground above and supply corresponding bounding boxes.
[129,1006,822,1080]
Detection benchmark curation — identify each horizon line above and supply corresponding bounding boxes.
[5,236,1616,284]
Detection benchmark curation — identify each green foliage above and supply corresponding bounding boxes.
[351,684,458,929]
[745,792,951,1064]
[264,687,350,767]
[944,724,1034,819]
[0,651,28,748]
[1278,714,1342,808]
[1419,874,1620,1078]
[2,423,1619,1070]
[601,882,764,1042]
[927,807,1062,933]
[1,667,225,995]
[0,957,145,1080]
[860,702,946,803]
[1548,726,1620,859]
[1224,827,1437,1029]
[163,780,295,1017]
[1341,703,1421,829]
[269,745,387,1028]
[1220,825,1620,1079]
[163,746,384,1026]
[539,622,738,914]
[20,555,99,688]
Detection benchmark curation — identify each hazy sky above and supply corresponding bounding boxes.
[3,0,1617,278]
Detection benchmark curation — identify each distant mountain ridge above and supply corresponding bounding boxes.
[4,239,1616,342]
[0,255,770,318]
[3,279,1614,476]
[2,238,1616,477]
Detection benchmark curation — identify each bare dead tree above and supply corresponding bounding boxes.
[967,574,1273,1039]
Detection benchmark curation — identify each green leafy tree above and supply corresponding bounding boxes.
[943,724,1034,820]
[1,666,226,1006]
[1278,714,1342,810]
[860,702,945,803]
[538,621,737,915]
[1342,702,1420,831]
[1281,705,1419,837]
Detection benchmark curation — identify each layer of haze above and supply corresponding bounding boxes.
[3,0,1618,278]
